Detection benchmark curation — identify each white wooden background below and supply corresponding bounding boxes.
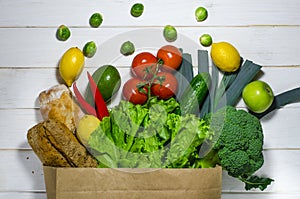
[1,0,300,198]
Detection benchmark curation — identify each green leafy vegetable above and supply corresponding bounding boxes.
[88,97,273,190]
[215,60,262,110]
[198,50,211,118]
[197,50,209,74]
[164,116,208,168]
[198,106,274,191]
[213,69,240,110]
[209,62,219,112]
[88,97,210,168]
[175,52,194,98]
[239,175,274,191]
[89,98,180,168]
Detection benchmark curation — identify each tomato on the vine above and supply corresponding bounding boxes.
[131,52,158,80]
[122,78,148,105]
[151,72,178,100]
[157,45,182,71]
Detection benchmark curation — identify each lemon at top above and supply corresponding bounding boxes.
[59,47,85,87]
[210,42,241,72]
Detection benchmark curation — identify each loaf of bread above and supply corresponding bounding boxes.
[27,122,71,167]
[38,84,85,133]
[27,119,98,167]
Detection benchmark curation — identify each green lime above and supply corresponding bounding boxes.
[85,65,121,103]
[195,7,208,22]
[89,13,103,28]
[83,41,97,58]
[56,25,71,41]
[199,34,213,47]
[131,3,144,17]
[163,25,177,42]
[120,41,135,56]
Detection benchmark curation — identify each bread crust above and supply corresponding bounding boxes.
[39,84,85,133]
[27,122,71,167]
[27,119,98,168]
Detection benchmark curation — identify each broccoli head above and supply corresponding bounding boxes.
[207,106,264,176]
[199,106,273,190]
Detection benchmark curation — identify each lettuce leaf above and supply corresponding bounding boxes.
[88,97,209,168]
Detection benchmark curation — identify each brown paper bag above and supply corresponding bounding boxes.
[43,166,222,199]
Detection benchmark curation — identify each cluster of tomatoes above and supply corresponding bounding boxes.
[122,45,183,105]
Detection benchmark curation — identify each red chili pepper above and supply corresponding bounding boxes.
[72,82,97,117]
[87,72,110,120]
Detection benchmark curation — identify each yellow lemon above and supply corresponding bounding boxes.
[210,42,241,72]
[76,115,100,146]
[59,47,85,87]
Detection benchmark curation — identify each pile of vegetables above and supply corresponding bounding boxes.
[88,98,273,190]
[48,2,300,193]
[71,39,300,191]
[73,44,300,191]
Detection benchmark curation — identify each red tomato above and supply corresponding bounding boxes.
[122,78,148,105]
[131,52,158,80]
[157,45,182,71]
[151,72,178,100]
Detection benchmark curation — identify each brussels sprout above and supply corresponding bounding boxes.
[131,3,144,17]
[56,25,71,41]
[199,34,213,47]
[89,13,103,28]
[163,25,177,42]
[83,41,97,58]
[120,41,135,56]
[195,7,208,22]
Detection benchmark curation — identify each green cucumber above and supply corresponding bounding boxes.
[179,72,211,116]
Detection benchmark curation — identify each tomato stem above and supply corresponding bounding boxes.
[157,58,164,65]
[144,61,168,107]
[138,57,170,107]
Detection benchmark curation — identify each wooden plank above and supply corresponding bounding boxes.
[0,0,299,27]
[0,27,300,67]
[0,149,299,194]
[0,109,41,149]
[261,108,300,149]
[0,67,131,109]
[0,150,45,192]
[1,107,300,150]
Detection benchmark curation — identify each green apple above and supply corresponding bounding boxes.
[242,80,274,113]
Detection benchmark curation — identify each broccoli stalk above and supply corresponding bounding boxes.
[198,106,274,191]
